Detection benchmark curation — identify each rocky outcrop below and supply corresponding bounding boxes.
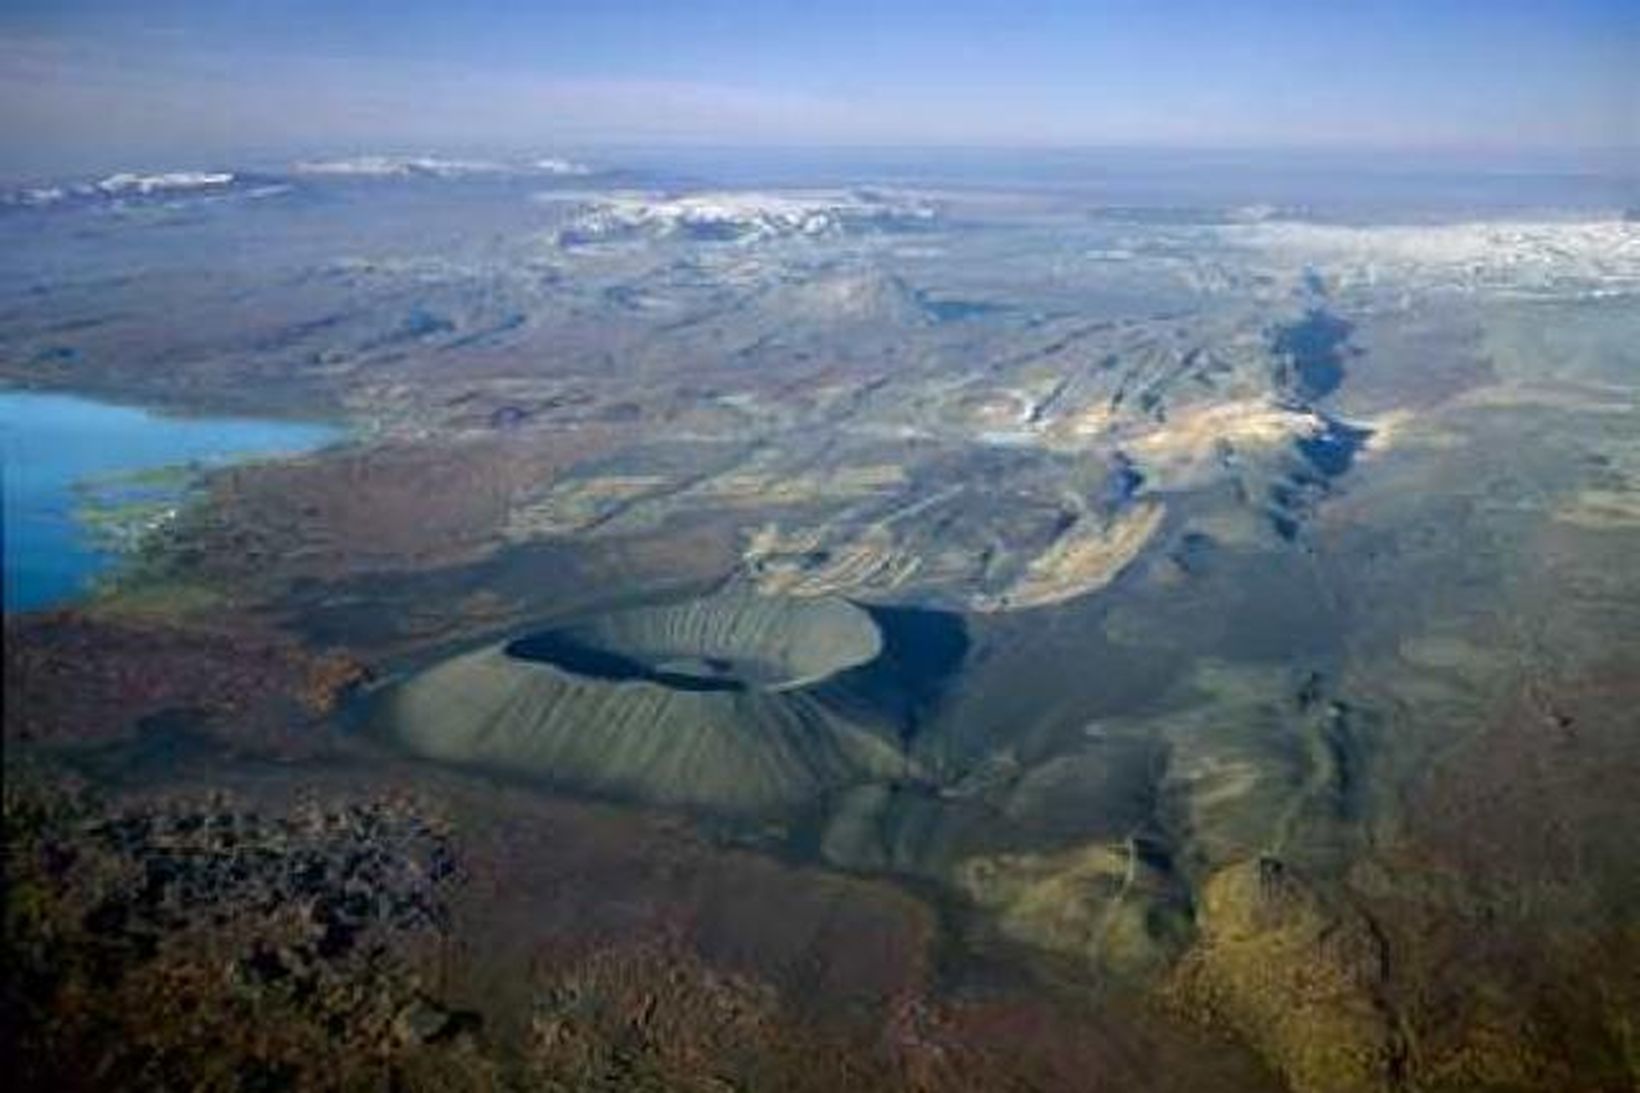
[1165,857,1402,1093]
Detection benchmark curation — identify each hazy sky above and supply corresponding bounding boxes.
[2,0,1634,168]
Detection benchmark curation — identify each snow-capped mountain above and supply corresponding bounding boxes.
[551,189,939,246]
[4,171,241,208]
[94,171,237,196]
[292,155,596,179]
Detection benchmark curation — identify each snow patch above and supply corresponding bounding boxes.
[1224,218,1640,296]
[94,171,236,196]
[534,157,593,176]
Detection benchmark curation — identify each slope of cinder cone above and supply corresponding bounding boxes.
[384,593,913,814]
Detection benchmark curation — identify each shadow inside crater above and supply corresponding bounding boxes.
[505,630,749,692]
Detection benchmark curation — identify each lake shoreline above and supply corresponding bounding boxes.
[1,387,342,613]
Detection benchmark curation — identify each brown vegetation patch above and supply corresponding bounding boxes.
[2,611,367,754]
[184,428,626,586]
[1355,666,1640,1090]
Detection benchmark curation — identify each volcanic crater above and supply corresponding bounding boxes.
[385,593,965,814]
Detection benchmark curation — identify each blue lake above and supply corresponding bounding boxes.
[1,390,338,612]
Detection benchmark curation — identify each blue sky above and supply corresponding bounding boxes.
[1,1,1634,166]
